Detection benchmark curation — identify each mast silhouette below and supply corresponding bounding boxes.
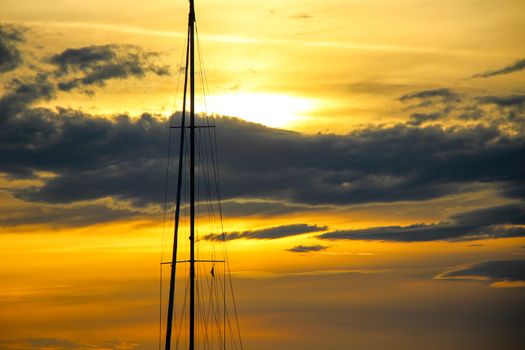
[164,1,196,350]
[189,0,196,348]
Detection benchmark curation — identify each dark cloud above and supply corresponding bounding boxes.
[49,44,170,92]
[472,95,525,130]
[400,88,524,132]
[203,224,327,241]
[1,51,524,215]
[0,24,25,73]
[0,73,54,118]
[220,199,326,217]
[287,244,328,253]
[477,95,525,107]
[1,106,524,208]
[399,89,460,124]
[437,259,525,285]
[471,58,525,79]
[0,203,144,227]
[399,88,460,106]
[408,112,442,126]
[0,43,170,119]
[318,204,525,242]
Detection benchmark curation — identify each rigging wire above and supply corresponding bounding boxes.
[200,45,244,350]
[196,21,244,350]
[159,13,244,350]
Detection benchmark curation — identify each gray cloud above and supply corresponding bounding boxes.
[0,203,143,227]
[1,49,524,222]
[2,106,524,208]
[49,44,170,92]
[0,73,54,119]
[0,43,171,120]
[471,59,525,79]
[203,224,328,241]
[437,259,525,286]
[0,24,25,73]
[287,244,328,253]
[399,89,461,124]
[477,95,525,107]
[318,204,525,242]
[400,88,524,132]
[399,88,460,106]
[219,199,327,217]
[408,112,442,126]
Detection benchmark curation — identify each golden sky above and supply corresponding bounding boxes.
[1,1,525,349]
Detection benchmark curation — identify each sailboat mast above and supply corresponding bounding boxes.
[164,21,190,350]
[163,1,195,350]
[189,1,196,350]
[163,2,243,349]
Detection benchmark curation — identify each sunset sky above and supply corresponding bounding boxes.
[1,1,524,349]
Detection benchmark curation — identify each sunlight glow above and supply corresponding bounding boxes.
[202,93,315,128]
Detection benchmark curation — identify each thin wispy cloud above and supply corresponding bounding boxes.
[50,44,170,93]
[19,20,486,55]
[287,244,328,253]
[436,259,525,288]
[318,204,525,242]
[471,58,525,78]
[203,224,327,241]
[0,24,25,72]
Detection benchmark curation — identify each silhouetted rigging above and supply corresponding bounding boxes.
[160,2,243,350]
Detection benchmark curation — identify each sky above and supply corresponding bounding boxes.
[1,0,525,349]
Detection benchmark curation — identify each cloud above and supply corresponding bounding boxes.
[219,199,328,217]
[471,58,525,78]
[287,244,328,253]
[0,73,55,119]
[399,88,460,106]
[408,112,442,126]
[0,43,170,118]
[399,88,462,124]
[399,88,524,132]
[0,202,144,227]
[1,47,524,219]
[318,204,525,242]
[49,44,170,92]
[436,259,525,287]
[203,224,327,241]
[1,107,524,208]
[477,94,525,107]
[0,24,25,73]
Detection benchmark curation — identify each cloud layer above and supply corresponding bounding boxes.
[287,244,328,253]
[318,204,525,242]
[0,24,24,73]
[2,78,524,208]
[472,58,525,79]
[0,23,524,236]
[50,44,170,92]
[437,259,525,287]
[203,224,327,241]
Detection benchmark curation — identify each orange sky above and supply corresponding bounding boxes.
[1,1,524,349]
